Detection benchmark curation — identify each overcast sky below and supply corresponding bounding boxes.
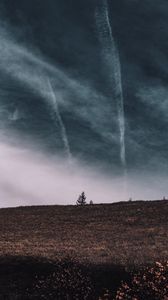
[0,0,168,205]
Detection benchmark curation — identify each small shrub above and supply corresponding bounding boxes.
[114,261,168,300]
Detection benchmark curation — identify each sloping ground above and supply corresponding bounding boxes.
[0,200,167,267]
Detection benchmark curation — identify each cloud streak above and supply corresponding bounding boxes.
[0,22,120,149]
[95,0,126,169]
[47,79,72,161]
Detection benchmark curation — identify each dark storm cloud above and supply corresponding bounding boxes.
[0,0,168,179]
[0,14,121,170]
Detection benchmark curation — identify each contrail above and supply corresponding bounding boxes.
[47,79,72,162]
[95,0,126,169]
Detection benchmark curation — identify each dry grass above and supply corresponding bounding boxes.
[0,200,167,267]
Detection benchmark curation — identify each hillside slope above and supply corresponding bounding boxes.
[0,200,167,267]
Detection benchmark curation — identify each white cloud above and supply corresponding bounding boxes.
[0,140,167,207]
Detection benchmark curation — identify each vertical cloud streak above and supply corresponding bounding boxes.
[95,0,126,170]
[47,79,72,161]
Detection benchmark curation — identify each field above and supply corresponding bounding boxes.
[0,200,167,299]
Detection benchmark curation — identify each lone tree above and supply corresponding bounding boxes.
[76,192,87,205]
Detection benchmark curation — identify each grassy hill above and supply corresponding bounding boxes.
[0,200,167,266]
[0,200,167,299]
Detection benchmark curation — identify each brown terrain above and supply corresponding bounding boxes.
[0,200,167,299]
[0,200,167,266]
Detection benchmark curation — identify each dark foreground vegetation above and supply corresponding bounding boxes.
[0,200,167,299]
[0,256,167,299]
[0,256,127,299]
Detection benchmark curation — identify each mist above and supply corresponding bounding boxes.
[0,140,167,208]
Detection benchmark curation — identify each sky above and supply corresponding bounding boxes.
[0,0,168,206]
